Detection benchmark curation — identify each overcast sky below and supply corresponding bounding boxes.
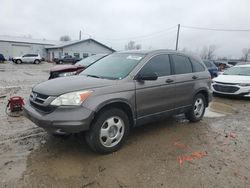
[0,0,250,58]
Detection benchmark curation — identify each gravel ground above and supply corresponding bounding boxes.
[0,61,249,188]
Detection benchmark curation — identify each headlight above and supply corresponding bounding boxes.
[51,90,92,106]
[59,71,77,77]
[239,83,250,87]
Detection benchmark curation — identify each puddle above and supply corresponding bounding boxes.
[204,101,237,118]
[204,108,225,118]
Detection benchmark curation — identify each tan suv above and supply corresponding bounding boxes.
[24,50,212,154]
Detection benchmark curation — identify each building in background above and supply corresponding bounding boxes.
[46,39,115,61]
[0,36,115,61]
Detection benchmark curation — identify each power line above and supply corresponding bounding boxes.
[93,25,178,41]
[182,25,250,32]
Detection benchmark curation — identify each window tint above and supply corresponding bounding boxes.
[139,54,171,77]
[171,55,192,74]
[191,58,205,72]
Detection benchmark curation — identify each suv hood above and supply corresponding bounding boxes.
[13,56,22,59]
[50,65,80,72]
[213,75,250,84]
[33,75,116,96]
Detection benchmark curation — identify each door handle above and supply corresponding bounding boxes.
[166,79,174,83]
[192,75,198,79]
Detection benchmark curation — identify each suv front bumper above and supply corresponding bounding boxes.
[23,101,94,134]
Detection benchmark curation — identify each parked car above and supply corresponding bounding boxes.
[53,55,82,64]
[49,54,108,79]
[203,60,218,78]
[213,61,233,72]
[23,50,212,154]
[0,53,6,63]
[12,54,42,64]
[212,65,250,97]
[228,61,239,66]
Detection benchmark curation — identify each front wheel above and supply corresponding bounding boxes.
[85,108,130,154]
[185,94,206,122]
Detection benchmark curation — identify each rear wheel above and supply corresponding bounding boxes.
[59,61,63,64]
[85,108,130,154]
[16,59,22,64]
[185,93,206,122]
[34,59,40,64]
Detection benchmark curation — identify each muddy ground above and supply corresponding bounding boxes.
[0,61,249,188]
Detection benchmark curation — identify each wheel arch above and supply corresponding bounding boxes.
[94,100,135,128]
[194,89,209,107]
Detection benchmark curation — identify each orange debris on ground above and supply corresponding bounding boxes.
[177,151,207,166]
[173,141,191,150]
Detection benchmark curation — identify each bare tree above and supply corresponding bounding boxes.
[125,41,142,50]
[200,46,208,59]
[60,35,71,41]
[200,45,216,60]
[242,48,250,62]
[207,45,216,60]
[135,44,141,50]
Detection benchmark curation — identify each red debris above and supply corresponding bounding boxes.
[177,151,207,166]
[174,141,191,150]
[229,132,236,139]
[191,151,207,159]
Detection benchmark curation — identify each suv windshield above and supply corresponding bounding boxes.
[80,53,145,79]
[75,54,106,67]
[224,67,250,76]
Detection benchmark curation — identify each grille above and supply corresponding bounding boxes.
[30,101,56,113]
[213,84,239,93]
[214,81,238,85]
[30,92,49,104]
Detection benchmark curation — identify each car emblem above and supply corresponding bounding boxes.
[33,93,38,100]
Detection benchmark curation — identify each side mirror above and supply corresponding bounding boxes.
[135,72,158,81]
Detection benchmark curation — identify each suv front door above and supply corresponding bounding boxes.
[135,54,176,122]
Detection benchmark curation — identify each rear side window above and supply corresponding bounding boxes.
[203,60,212,68]
[191,58,205,72]
[139,54,171,77]
[171,55,192,74]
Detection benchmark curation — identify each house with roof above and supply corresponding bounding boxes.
[0,35,115,61]
[45,39,115,61]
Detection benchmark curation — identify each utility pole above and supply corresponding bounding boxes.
[79,30,82,40]
[175,24,180,50]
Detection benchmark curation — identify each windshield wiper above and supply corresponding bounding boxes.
[86,74,101,78]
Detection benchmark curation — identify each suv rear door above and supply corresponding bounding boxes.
[170,54,196,109]
[135,54,176,121]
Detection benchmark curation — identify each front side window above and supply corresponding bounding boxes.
[171,55,192,74]
[81,53,145,80]
[191,58,205,72]
[139,54,171,77]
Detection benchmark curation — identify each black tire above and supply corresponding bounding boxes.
[59,61,63,64]
[185,93,206,122]
[34,59,40,64]
[85,108,130,154]
[16,59,22,64]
